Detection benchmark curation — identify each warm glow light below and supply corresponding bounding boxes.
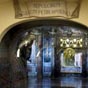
[80,44,83,47]
[60,39,63,42]
[66,39,69,42]
[80,39,83,42]
[74,39,76,42]
[60,38,83,48]
[73,44,77,47]
[66,44,69,47]
[60,44,63,47]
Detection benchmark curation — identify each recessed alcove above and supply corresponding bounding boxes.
[0,19,88,88]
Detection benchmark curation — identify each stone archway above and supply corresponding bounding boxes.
[0,19,88,88]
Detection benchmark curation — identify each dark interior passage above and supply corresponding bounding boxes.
[16,25,88,78]
[0,19,88,88]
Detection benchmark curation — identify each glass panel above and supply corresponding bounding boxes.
[27,40,37,77]
[42,35,54,76]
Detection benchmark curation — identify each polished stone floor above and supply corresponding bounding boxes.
[28,77,88,88]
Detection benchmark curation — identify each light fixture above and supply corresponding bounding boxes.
[60,39,63,42]
[74,39,77,42]
[73,44,77,48]
[80,38,83,42]
[66,39,69,42]
[66,44,69,47]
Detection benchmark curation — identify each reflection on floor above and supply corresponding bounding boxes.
[28,77,88,88]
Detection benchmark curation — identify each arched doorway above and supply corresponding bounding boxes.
[0,19,88,88]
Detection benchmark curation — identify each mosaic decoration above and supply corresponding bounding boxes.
[13,0,81,19]
[64,48,75,66]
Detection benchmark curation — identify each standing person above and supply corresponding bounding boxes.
[19,34,35,67]
[20,40,34,67]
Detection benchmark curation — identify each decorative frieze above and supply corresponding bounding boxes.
[13,0,81,19]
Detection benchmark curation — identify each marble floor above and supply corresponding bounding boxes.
[28,77,88,88]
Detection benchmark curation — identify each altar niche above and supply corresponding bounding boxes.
[55,26,88,77]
